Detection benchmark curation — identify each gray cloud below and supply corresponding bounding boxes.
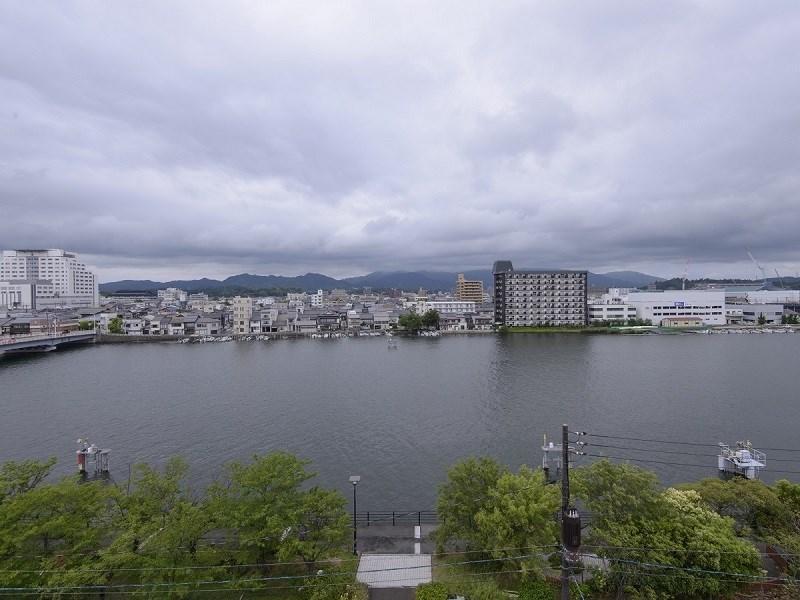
[1,1,799,281]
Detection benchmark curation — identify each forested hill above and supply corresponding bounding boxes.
[101,269,664,294]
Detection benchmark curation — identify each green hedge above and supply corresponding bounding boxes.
[416,581,448,600]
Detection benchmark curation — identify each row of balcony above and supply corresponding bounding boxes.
[509,310,584,315]
[507,285,584,292]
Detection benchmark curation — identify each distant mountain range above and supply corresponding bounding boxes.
[100,269,665,294]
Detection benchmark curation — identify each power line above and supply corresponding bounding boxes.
[0,567,529,596]
[584,442,800,463]
[581,543,800,557]
[0,551,553,592]
[592,566,793,587]
[585,433,718,447]
[0,538,558,564]
[585,433,800,453]
[0,543,560,574]
[583,453,800,475]
[3,543,797,595]
[600,555,798,583]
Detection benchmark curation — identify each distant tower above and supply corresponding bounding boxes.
[455,273,484,304]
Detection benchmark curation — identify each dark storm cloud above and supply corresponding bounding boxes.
[1,1,799,280]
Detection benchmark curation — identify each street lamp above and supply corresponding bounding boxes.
[349,475,361,556]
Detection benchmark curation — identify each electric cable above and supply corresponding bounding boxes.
[0,551,554,591]
[582,453,800,475]
[584,433,800,453]
[583,442,799,463]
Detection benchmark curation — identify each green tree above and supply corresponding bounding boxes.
[78,319,94,330]
[421,309,440,329]
[575,462,761,599]
[278,486,350,573]
[88,457,220,595]
[574,460,663,533]
[398,312,423,332]
[774,479,800,565]
[0,476,114,589]
[686,477,800,575]
[0,453,355,597]
[473,466,559,576]
[210,452,318,568]
[0,457,56,503]
[108,316,124,334]
[758,313,767,325]
[124,457,191,531]
[682,477,787,538]
[435,457,507,551]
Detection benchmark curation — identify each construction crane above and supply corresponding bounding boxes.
[774,269,785,289]
[682,258,691,291]
[746,249,767,285]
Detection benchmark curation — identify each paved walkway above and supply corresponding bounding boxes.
[357,524,437,554]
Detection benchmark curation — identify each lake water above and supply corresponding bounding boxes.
[1,334,798,509]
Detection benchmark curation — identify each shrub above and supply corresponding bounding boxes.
[416,581,448,600]
[519,578,556,600]
[450,580,506,600]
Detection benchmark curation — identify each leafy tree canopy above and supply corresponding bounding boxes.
[575,461,762,599]
[435,457,507,551]
[473,466,559,576]
[108,316,124,334]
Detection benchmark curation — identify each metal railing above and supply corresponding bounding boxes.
[354,510,438,526]
[0,330,95,345]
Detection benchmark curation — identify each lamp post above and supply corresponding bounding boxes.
[349,475,361,556]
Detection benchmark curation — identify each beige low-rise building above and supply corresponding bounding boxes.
[232,296,253,334]
[661,316,704,328]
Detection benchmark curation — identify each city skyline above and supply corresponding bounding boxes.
[2,3,800,281]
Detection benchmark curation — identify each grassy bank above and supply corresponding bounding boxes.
[498,326,620,334]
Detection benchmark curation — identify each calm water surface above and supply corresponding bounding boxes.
[1,334,798,508]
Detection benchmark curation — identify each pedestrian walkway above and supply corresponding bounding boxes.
[357,524,438,554]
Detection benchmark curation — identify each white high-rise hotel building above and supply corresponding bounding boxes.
[0,249,99,308]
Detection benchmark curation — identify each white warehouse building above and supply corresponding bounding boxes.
[626,290,726,326]
[743,290,800,305]
[588,303,638,322]
[741,304,784,325]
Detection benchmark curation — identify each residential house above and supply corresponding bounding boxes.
[168,318,185,336]
[196,316,221,336]
[123,317,143,335]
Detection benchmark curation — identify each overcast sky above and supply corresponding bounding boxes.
[1,2,799,282]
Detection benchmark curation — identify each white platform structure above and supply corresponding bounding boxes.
[718,441,766,480]
[356,554,431,589]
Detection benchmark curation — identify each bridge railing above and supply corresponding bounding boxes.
[0,331,95,345]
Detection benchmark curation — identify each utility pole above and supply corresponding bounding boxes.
[561,423,570,600]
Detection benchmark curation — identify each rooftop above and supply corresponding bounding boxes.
[356,554,431,589]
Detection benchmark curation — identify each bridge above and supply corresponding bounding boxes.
[0,331,97,356]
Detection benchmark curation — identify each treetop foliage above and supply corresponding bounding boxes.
[435,458,791,599]
[0,452,350,598]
